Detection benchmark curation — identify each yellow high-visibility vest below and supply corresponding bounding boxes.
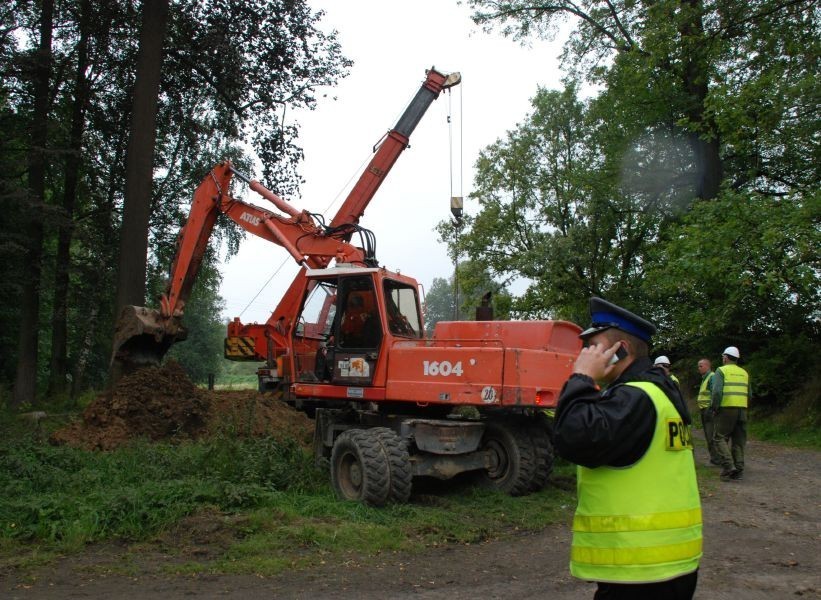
[697,372,714,409]
[570,381,702,583]
[717,364,749,408]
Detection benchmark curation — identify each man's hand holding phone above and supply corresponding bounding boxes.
[573,341,626,383]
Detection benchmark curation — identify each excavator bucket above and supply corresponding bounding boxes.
[110,305,187,378]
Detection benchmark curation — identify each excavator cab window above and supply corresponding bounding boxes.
[293,280,337,383]
[383,279,423,338]
[296,281,337,340]
[338,278,381,350]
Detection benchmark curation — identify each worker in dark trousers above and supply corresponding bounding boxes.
[554,297,701,600]
[697,358,720,466]
[711,346,751,481]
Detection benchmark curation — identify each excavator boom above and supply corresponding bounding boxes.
[111,67,460,380]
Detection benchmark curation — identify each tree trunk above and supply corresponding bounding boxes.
[680,0,722,200]
[75,136,125,399]
[114,0,170,313]
[12,0,54,409]
[49,0,92,396]
[71,302,99,402]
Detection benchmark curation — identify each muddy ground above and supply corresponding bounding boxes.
[4,370,819,599]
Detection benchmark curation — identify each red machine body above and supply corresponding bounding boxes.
[112,67,583,507]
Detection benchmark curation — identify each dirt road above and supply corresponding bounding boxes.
[3,437,819,599]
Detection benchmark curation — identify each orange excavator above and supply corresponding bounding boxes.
[111,67,582,506]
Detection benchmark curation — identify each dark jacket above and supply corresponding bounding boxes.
[554,357,691,469]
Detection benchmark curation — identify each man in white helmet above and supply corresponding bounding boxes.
[711,346,751,481]
[654,355,680,385]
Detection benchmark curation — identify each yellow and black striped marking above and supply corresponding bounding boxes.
[224,336,257,359]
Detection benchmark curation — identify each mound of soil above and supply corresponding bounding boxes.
[50,363,312,451]
[206,391,314,446]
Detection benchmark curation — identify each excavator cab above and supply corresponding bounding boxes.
[292,269,423,387]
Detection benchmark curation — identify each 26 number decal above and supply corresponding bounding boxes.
[422,360,464,377]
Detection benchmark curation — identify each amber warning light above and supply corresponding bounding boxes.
[535,390,554,405]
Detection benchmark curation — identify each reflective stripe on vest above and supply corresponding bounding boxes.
[570,381,702,583]
[697,372,714,409]
[717,364,749,408]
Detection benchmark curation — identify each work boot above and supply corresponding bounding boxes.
[730,470,743,480]
[720,469,739,482]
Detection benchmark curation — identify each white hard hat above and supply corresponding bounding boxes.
[654,355,671,366]
[723,346,740,359]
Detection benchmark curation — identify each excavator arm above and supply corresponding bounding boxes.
[111,162,365,375]
[232,67,461,382]
[111,67,460,379]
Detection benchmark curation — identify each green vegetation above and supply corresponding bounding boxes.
[452,0,820,410]
[214,360,261,390]
[748,374,821,449]
[0,415,576,575]
[0,429,318,548]
[748,420,821,450]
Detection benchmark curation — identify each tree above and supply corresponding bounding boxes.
[114,0,170,317]
[48,0,93,395]
[461,0,820,403]
[642,190,821,402]
[468,0,817,201]
[443,86,674,323]
[1,0,352,401]
[423,277,456,336]
[165,262,226,383]
[423,263,513,336]
[12,0,53,408]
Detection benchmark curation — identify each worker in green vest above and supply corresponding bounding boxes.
[555,297,701,599]
[654,355,680,385]
[696,358,720,466]
[711,346,751,481]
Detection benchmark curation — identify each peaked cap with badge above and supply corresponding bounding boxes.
[579,297,657,342]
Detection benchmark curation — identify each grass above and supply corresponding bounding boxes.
[748,420,821,449]
[0,412,576,576]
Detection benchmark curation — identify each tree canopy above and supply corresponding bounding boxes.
[459,0,820,403]
[0,0,350,403]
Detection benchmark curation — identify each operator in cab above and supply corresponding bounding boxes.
[554,297,702,600]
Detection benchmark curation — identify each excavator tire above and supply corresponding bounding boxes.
[330,429,390,507]
[477,420,537,497]
[526,418,555,492]
[372,427,412,503]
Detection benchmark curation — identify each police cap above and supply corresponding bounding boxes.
[579,297,657,342]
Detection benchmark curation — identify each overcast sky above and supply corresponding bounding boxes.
[218,1,569,324]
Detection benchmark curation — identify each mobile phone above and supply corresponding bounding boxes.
[609,344,628,365]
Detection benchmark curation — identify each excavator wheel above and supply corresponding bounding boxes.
[526,418,556,492]
[372,427,412,504]
[330,429,391,507]
[477,421,537,496]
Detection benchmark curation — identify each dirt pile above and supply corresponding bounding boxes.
[50,362,313,451]
[204,390,314,446]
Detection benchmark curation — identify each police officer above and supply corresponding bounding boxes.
[696,358,720,466]
[711,346,751,481]
[554,297,702,600]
